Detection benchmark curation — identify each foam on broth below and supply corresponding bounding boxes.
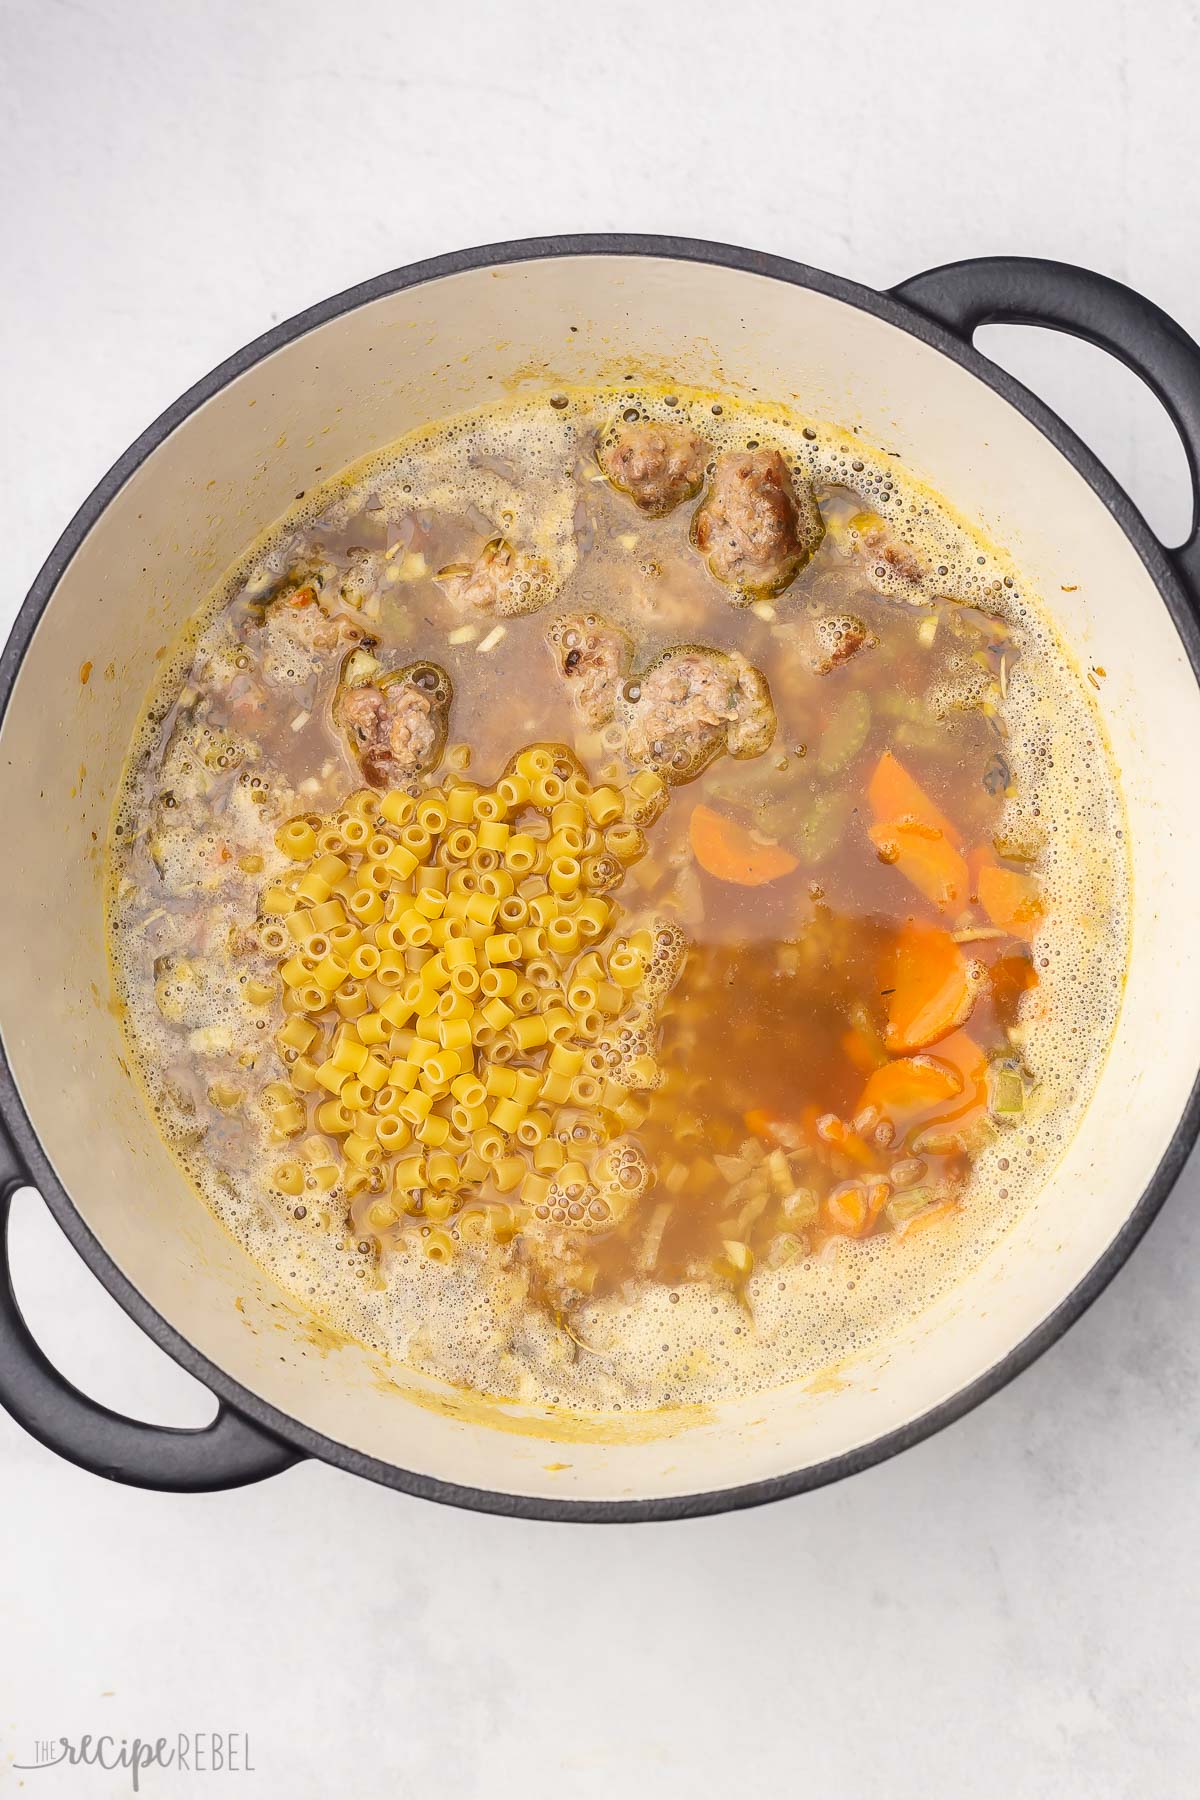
[107,387,1130,1411]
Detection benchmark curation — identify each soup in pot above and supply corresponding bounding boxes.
[107,387,1129,1409]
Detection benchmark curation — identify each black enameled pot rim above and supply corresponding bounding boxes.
[3,235,1200,1519]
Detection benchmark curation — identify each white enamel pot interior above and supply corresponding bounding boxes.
[3,240,1200,1517]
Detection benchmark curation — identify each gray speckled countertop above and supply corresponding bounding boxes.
[3,2,1199,1793]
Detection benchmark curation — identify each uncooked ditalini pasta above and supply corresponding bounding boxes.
[258,749,681,1253]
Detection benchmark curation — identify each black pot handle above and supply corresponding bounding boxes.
[891,256,1200,604]
[0,1138,301,1492]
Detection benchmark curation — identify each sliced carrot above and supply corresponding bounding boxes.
[841,1026,887,1076]
[925,1029,989,1125]
[858,1029,988,1140]
[868,820,970,912]
[689,804,800,887]
[966,843,994,896]
[869,752,967,911]
[978,863,1043,942]
[858,1054,964,1124]
[868,750,961,845]
[884,922,977,1053]
[990,951,1038,1025]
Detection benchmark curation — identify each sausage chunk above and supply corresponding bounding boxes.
[692,449,824,600]
[258,582,364,682]
[599,420,709,516]
[335,661,452,788]
[438,537,555,617]
[804,613,876,676]
[622,645,776,781]
[546,612,633,726]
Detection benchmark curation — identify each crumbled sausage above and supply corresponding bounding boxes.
[152,956,209,1027]
[723,658,777,759]
[622,645,776,781]
[257,582,365,683]
[692,449,824,599]
[438,538,555,617]
[338,547,390,611]
[599,420,709,516]
[335,661,452,788]
[926,655,990,719]
[804,613,876,676]
[547,612,633,726]
[849,510,926,591]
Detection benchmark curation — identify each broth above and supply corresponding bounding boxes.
[107,387,1129,1409]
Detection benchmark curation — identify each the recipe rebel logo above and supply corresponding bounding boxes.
[14,1732,255,1789]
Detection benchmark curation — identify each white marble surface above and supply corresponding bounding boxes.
[3,1,1200,1794]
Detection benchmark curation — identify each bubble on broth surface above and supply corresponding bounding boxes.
[107,384,1131,1412]
[641,919,689,1001]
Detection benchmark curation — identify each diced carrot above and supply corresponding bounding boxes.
[868,820,970,912]
[822,1183,870,1237]
[689,804,800,887]
[897,1198,960,1239]
[815,1112,876,1167]
[858,1054,964,1124]
[840,1131,876,1169]
[865,1179,892,1227]
[743,1107,776,1140]
[742,1107,804,1152]
[867,750,961,845]
[799,1103,823,1149]
[884,922,977,1053]
[978,863,1043,942]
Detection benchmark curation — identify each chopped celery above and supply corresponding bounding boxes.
[795,790,852,865]
[765,1232,807,1267]
[991,1068,1025,1115]
[885,1189,933,1227]
[818,689,872,774]
[782,1188,819,1226]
